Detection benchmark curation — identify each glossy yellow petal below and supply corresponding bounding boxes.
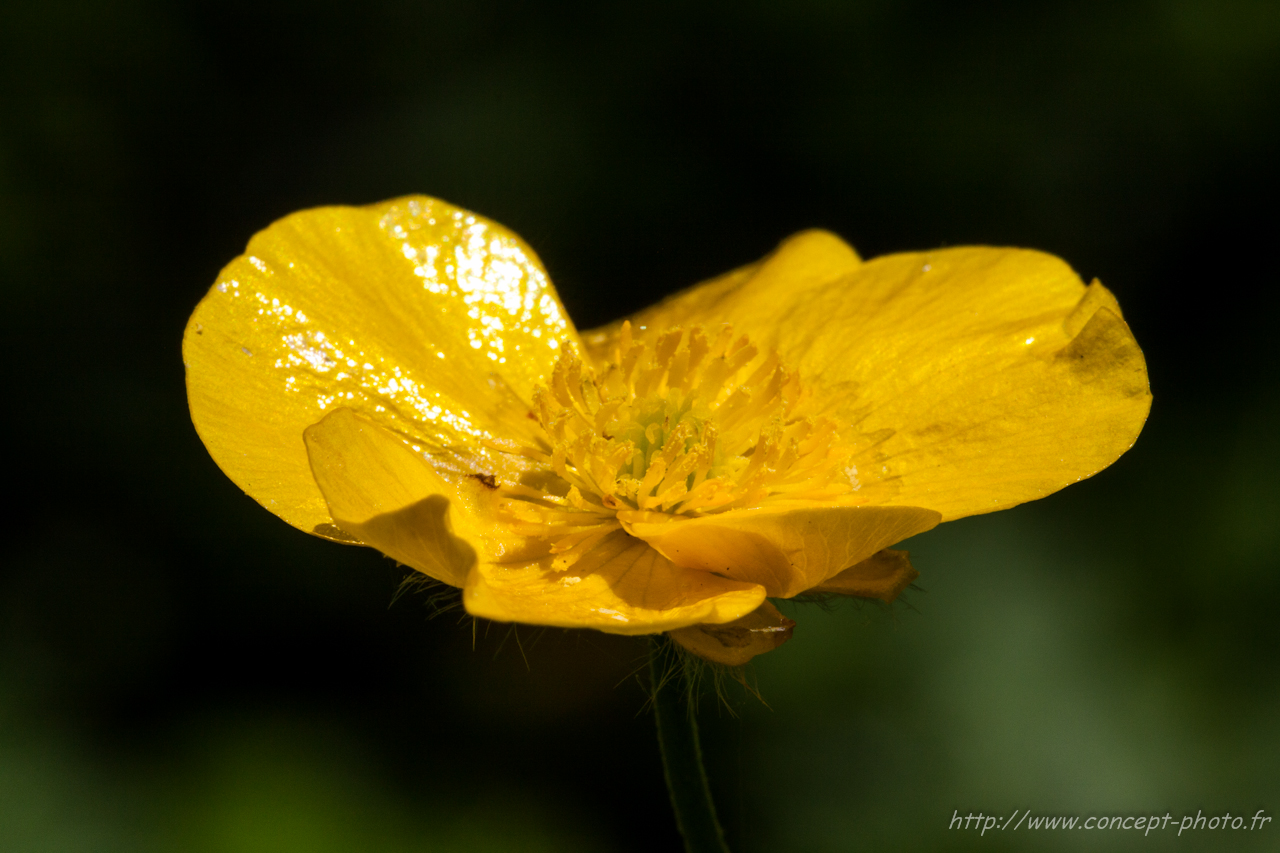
[775,255,1149,521]
[668,601,795,667]
[184,196,580,539]
[464,530,767,635]
[581,229,861,361]
[304,408,481,587]
[807,548,917,603]
[593,242,1149,521]
[619,505,940,598]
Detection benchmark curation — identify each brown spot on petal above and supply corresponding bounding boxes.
[470,473,499,490]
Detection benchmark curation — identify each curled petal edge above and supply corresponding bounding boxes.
[304,408,478,587]
[807,548,918,603]
[668,600,796,667]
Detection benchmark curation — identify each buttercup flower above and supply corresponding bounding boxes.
[184,196,1149,665]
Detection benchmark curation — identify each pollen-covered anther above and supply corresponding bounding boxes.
[490,321,859,559]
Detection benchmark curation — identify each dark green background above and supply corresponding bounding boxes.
[2,1,1278,850]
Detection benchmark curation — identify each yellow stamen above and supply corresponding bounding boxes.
[489,322,860,568]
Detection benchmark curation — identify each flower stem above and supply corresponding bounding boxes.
[650,637,731,853]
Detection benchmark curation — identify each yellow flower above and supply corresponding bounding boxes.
[183,196,1149,665]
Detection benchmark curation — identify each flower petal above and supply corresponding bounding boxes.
[668,600,795,666]
[595,242,1150,521]
[618,505,940,598]
[792,271,1151,521]
[184,196,579,539]
[304,408,483,587]
[580,229,861,360]
[464,530,767,635]
[807,548,917,603]
[783,258,1151,521]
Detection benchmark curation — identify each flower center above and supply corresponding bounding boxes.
[486,322,857,567]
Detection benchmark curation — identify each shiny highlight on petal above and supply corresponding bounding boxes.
[184,195,580,537]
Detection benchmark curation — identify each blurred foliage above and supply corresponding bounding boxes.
[1,0,1278,850]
